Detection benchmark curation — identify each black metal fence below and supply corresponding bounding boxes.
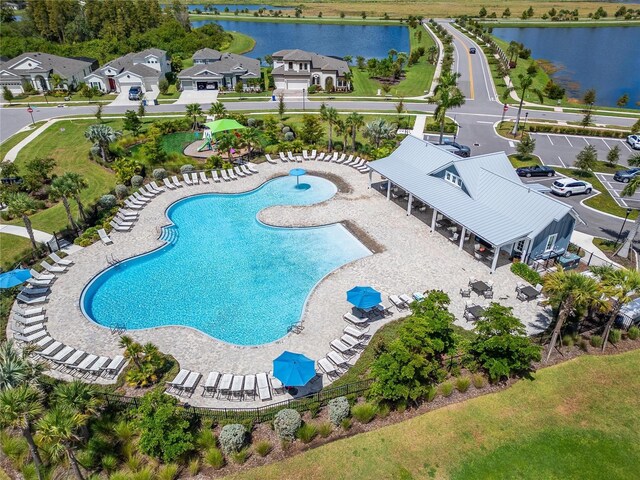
[100,378,374,424]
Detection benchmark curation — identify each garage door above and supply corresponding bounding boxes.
[119,80,144,92]
[2,83,23,94]
[285,79,308,91]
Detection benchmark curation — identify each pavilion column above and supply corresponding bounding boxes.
[386,181,392,200]
[406,193,413,216]
[491,245,500,273]
[368,170,373,188]
[459,226,466,250]
[430,208,438,232]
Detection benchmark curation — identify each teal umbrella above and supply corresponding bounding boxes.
[289,168,307,188]
[273,351,316,387]
[0,269,31,289]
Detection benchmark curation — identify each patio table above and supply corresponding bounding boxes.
[470,280,490,294]
[467,305,485,320]
[520,286,539,300]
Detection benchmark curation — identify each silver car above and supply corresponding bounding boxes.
[628,135,640,150]
[551,178,593,197]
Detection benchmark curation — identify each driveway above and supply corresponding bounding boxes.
[595,173,640,209]
[175,89,219,105]
[108,90,141,107]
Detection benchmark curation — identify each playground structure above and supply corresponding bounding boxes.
[183,118,249,160]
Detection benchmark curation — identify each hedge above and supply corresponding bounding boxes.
[528,124,628,139]
[510,262,542,286]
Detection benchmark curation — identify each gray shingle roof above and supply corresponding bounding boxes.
[0,52,95,77]
[179,53,259,79]
[272,49,349,75]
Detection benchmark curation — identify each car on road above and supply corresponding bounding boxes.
[550,178,592,197]
[516,165,556,178]
[469,47,476,54]
[613,167,640,183]
[128,86,142,101]
[442,139,471,157]
[628,134,640,150]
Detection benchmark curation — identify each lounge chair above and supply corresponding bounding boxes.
[287,151,296,161]
[227,168,237,180]
[399,294,413,305]
[211,170,221,182]
[335,153,346,163]
[133,192,150,203]
[317,152,326,161]
[265,154,277,164]
[41,260,67,273]
[269,372,285,394]
[143,185,159,197]
[344,325,370,339]
[327,351,349,370]
[389,295,407,309]
[234,166,246,178]
[25,276,51,287]
[118,209,139,220]
[34,335,54,349]
[87,356,111,376]
[20,286,50,297]
[75,354,98,375]
[116,213,136,225]
[103,355,126,378]
[330,339,353,356]
[199,171,210,183]
[318,358,338,377]
[62,350,86,371]
[12,323,45,336]
[256,372,271,401]
[37,341,62,357]
[163,177,177,190]
[15,328,48,343]
[325,152,336,162]
[150,181,166,193]
[202,371,220,397]
[179,371,201,396]
[351,159,366,169]
[16,293,48,305]
[413,292,425,301]
[279,152,287,162]
[183,173,193,185]
[48,346,74,363]
[14,313,46,326]
[49,252,73,266]
[171,175,184,188]
[124,199,143,210]
[126,196,145,208]
[343,312,368,325]
[221,170,230,181]
[167,369,189,393]
[295,155,303,163]
[303,150,309,160]
[246,163,259,174]
[240,165,253,176]
[357,163,370,173]
[29,270,54,282]
[340,334,363,349]
[98,229,113,245]
[345,154,354,164]
[109,220,131,232]
[243,374,256,399]
[231,375,244,399]
[310,149,317,159]
[217,373,233,399]
[14,305,44,317]
[460,287,472,298]
[137,188,154,199]
[191,172,199,184]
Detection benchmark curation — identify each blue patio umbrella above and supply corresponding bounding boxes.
[0,269,31,289]
[273,351,316,387]
[289,168,307,188]
[347,286,382,310]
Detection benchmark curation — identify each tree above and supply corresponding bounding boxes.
[429,71,466,144]
[0,385,45,480]
[158,78,169,95]
[631,118,640,134]
[208,101,227,119]
[216,132,239,163]
[23,156,56,191]
[50,176,79,233]
[138,101,146,118]
[590,266,640,351]
[356,56,366,69]
[277,93,286,119]
[501,72,543,136]
[118,335,143,369]
[2,86,14,104]
[470,304,541,382]
[240,128,262,157]
[363,119,397,148]
[395,97,405,125]
[581,88,596,126]
[542,269,605,362]
[63,172,88,222]
[95,104,103,123]
[343,55,352,65]
[506,41,520,65]
[299,114,324,145]
[321,106,339,151]
[36,406,87,480]
[619,172,640,258]
[516,133,536,159]
[142,133,167,165]
[479,7,487,17]
[0,341,43,391]
[345,112,365,151]
[123,110,142,136]
[185,103,203,131]
[502,7,511,18]
[5,193,39,252]
[617,93,629,108]
[84,124,121,162]
[606,144,620,167]
[135,388,194,462]
[574,144,598,172]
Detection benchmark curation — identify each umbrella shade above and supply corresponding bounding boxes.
[289,168,307,177]
[273,351,316,387]
[347,286,382,309]
[0,269,31,289]
[203,119,246,135]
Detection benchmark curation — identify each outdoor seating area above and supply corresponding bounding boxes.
[516,282,543,302]
[265,150,370,173]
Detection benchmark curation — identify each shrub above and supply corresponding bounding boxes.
[472,374,486,389]
[0,432,27,464]
[609,329,622,344]
[195,429,217,450]
[98,194,117,209]
[152,168,167,180]
[180,164,194,174]
[426,385,437,402]
[115,184,129,199]
[590,335,603,348]
[230,448,250,464]
[254,440,272,457]
[247,117,256,127]
[510,262,542,285]
[101,454,119,472]
[628,326,640,340]
[351,402,378,423]
[440,382,454,397]
[317,422,333,438]
[562,334,575,348]
[328,396,350,426]
[218,424,247,454]
[131,175,144,187]
[455,377,471,393]
[579,339,589,351]
[340,418,352,430]
[284,131,295,141]
[282,126,291,134]
[188,458,200,476]
[296,423,318,443]
[273,409,302,441]
[157,463,179,480]
[204,447,225,469]
[377,403,391,418]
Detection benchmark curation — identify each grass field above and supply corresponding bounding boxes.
[0,121,47,161]
[0,234,33,271]
[223,31,257,55]
[226,350,640,480]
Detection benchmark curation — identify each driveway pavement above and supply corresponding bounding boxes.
[109,90,141,107]
[175,89,219,105]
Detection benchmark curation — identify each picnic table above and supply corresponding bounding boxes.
[520,286,540,300]
[467,305,485,320]
[470,280,490,294]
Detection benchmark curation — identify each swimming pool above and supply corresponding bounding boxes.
[81,175,371,345]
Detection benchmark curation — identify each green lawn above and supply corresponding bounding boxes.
[160,131,198,155]
[509,153,541,168]
[4,92,116,104]
[0,234,33,271]
[227,350,640,480]
[223,31,256,55]
[0,121,46,161]
[156,83,180,100]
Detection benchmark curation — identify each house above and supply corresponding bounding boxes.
[271,49,349,92]
[0,52,97,94]
[368,136,581,272]
[84,48,170,94]
[177,48,260,92]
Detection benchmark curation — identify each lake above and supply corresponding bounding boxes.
[173,4,282,11]
[191,19,410,60]
[492,27,640,108]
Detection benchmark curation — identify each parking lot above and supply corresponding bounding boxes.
[595,173,640,209]
[531,133,637,168]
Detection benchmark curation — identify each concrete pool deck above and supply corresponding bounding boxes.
[12,160,551,406]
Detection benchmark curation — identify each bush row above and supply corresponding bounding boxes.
[528,124,629,139]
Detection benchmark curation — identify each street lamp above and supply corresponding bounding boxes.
[522,112,529,132]
[302,88,305,111]
[615,208,633,247]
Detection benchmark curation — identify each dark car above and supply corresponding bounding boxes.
[469,47,476,54]
[613,167,640,183]
[128,86,142,101]
[442,139,471,157]
[516,165,556,178]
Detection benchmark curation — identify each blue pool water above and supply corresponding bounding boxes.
[82,176,371,346]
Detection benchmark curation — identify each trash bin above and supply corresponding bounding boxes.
[142,100,147,106]
[271,95,276,101]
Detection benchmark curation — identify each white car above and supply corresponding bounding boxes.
[551,178,593,197]
[628,135,640,150]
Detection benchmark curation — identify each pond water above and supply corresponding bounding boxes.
[171,3,282,11]
[191,19,410,60]
[492,27,640,108]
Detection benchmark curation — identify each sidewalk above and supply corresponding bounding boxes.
[411,114,427,138]
[570,231,622,268]
[0,224,53,243]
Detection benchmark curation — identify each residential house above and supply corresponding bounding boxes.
[271,49,350,91]
[178,48,261,92]
[84,48,170,95]
[368,136,581,272]
[0,52,97,94]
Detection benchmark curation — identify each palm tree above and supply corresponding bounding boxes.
[335,119,348,152]
[84,124,121,162]
[388,48,397,59]
[240,128,262,157]
[185,103,203,131]
[63,172,88,223]
[0,385,45,480]
[216,132,239,163]
[35,406,86,480]
[118,335,142,369]
[5,192,39,253]
[345,112,364,151]
[590,266,640,351]
[617,177,640,258]
[428,71,466,144]
[52,381,101,439]
[0,341,43,390]
[542,269,606,362]
[49,176,78,233]
[506,41,520,65]
[321,106,339,151]
[208,101,227,119]
[427,45,438,64]
[501,72,543,136]
[363,119,397,149]
[395,97,405,125]
[342,70,353,91]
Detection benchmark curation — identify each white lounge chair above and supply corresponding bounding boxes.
[143,185,158,197]
[16,293,48,305]
[303,150,310,160]
[179,371,201,396]
[98,229,113,245]
[227,168,237,180]
[75,354,98,375]
[340,334,363,349]
[211,170,221,182]
[48,346,74,363]
[345,154,354,164]
[295,155,303,163]
[124,199,143,210]
[171,175,184,188]
[38,341,62,357]
[221,170,230,181]
[87,356,111,376]
[15,328,47,343]
[150,181,166,192]
[167,369,189,393]
[126,196,145,207]
[35,335,54,349]
[12,323,44,336]
[183,173,193,185]
[310,149,317,159]
[203,371,220,396]
[265,154,277,164]
[335,153,346,163]
[14,313,46,326]
[234,166,246,178]
[329,152,338,162]
[118,209,139,220]
[25,276,50,287]
[327,351,349,370]
[317,152,326,161]
[199,171,210,183]
[344,325,370,338]
[269,372,285,394]
[318,358,338,376]
[15,305,44,317]
[137,188,154,199]
[357,163,370,173]
[256,372,271,401]
[217,373,233,398]
[344,156,358,166]
[113,216,134,227]
[191,172,199,184]
[103,355,126,378]
[29,270,54,282]
[330,339,353,356]
[351,159,366,169]
[287,151,296,161]
[109,220,131,232]
[231,375,244,399]
[243,374,256,399]
[41,261,67,273]
[399,294,413,305]
[62,350,86,370]
[240,165,253,176]
[343,312,368,325]
[163,177,177,190]
[279,152,287,162]
[389,295,407,309]
[246,163,259,174]
[133,192,150,203]
[49,252,73,266]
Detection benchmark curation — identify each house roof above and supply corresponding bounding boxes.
[368,136,579,246]
[92,49,166,81]
[179,52,260,79]
[192,48,223,61]
[0,52,96,77]
[272,49,349,75]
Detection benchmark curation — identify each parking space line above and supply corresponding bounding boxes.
[546,134,554,145]
[564,135,573,147]
[557,156,566,167]
[508,141,515,148]
[622,141,633,152]
[583,137,590,145]
[602,138,611,150]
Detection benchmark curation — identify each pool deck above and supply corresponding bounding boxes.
[11,160,551,406]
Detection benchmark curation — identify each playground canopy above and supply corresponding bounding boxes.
[204,119,246,135]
